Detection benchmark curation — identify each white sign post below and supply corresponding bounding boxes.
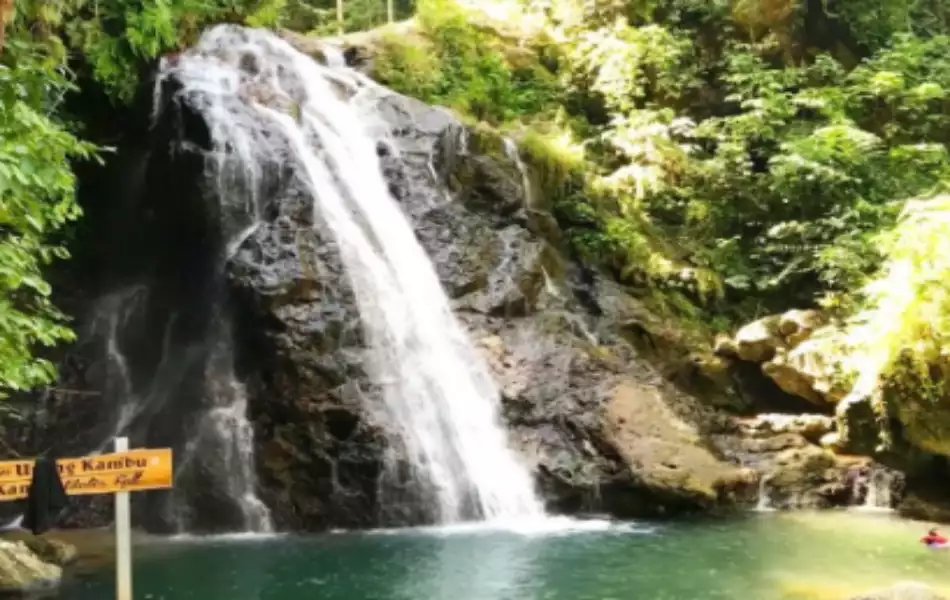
[114,436,132,600]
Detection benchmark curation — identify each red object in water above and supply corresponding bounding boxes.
[921,534,948,545]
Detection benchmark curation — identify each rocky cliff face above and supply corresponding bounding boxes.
[11,29,887,532]
[142,34,772,529]
[214,59,761,527]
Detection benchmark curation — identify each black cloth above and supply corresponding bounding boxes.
[21,454,69,535]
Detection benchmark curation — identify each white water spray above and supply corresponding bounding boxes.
[503,137,533,208]
[755,474,775,512]
[166,25,544,523]
[193,348,274,532]
[855,467,896,512]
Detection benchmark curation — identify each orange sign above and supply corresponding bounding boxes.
[0,449,173,501]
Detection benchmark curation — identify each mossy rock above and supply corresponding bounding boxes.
[603,380,755,508]
[0,540,61,595]
[835,394,884,455]
[23,537,77,567]
[884,362,950,458]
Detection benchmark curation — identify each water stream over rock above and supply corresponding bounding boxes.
[23,22,785,533]
[159,25,544,523]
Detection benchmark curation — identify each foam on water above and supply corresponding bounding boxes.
[367,517,656,538]
[166,531,285,544]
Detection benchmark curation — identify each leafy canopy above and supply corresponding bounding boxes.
[369,0,950,336]
[5,0,950,398]
[0,0,287,395]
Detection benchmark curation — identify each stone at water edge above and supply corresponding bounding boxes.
[602,380,758,511]
[759,445,842,509]
[22,537,77,567]
[847,581,948,600]
[1,532,79,568]
[0,540,62,595]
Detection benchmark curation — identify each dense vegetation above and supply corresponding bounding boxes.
[370,0,950,384]
[2,0,950,398]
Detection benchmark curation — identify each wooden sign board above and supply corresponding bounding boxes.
[0,448,173,501]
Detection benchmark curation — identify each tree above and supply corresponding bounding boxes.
[0,15,97,395]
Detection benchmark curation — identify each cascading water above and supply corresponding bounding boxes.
[180,324,274,532]
[162,25,544,523]
[854,466,896,512]
[503,137,534,207]
[82,268,272,533]
[755,475,775,512]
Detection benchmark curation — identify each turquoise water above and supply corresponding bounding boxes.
[60,512,950,600]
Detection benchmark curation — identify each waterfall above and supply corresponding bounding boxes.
[755,475,775,512]
[84,285,272,533]
[503,137,534,207]
[855,467,896,512]
[184,328,274,532]
[164,25,544,523]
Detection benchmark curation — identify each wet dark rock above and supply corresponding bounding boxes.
[21,31,868,531]
[201,60,758,525]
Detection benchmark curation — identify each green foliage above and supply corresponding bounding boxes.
[658,42,950,306]
[261,0,416,34]
[372,0,559,123]
[828,0,950,49]
[3,0,950,398]
[843,193,950,383]
[365,0,950,339]
[63,0,286,101]
[0,31,98,394]
[0,0,307,396]
[0,0,301,396]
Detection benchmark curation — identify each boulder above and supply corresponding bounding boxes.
[884,363,950,458]
[735,413,835,443]
[847,582,948,600]
[23,538,77,568]
[713,333,738,358]
[896,462,950,524]
[778,309,824,345]
[762,345,832,405]
[726,310,825,364]
[0,540,61,595]
[601,381,755,511]
[760,445,848,509]
[722,311,846,408]
[899,490,950,524]
[723,312,950,468]
[835,393,884,455]
[734,315,783,362]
